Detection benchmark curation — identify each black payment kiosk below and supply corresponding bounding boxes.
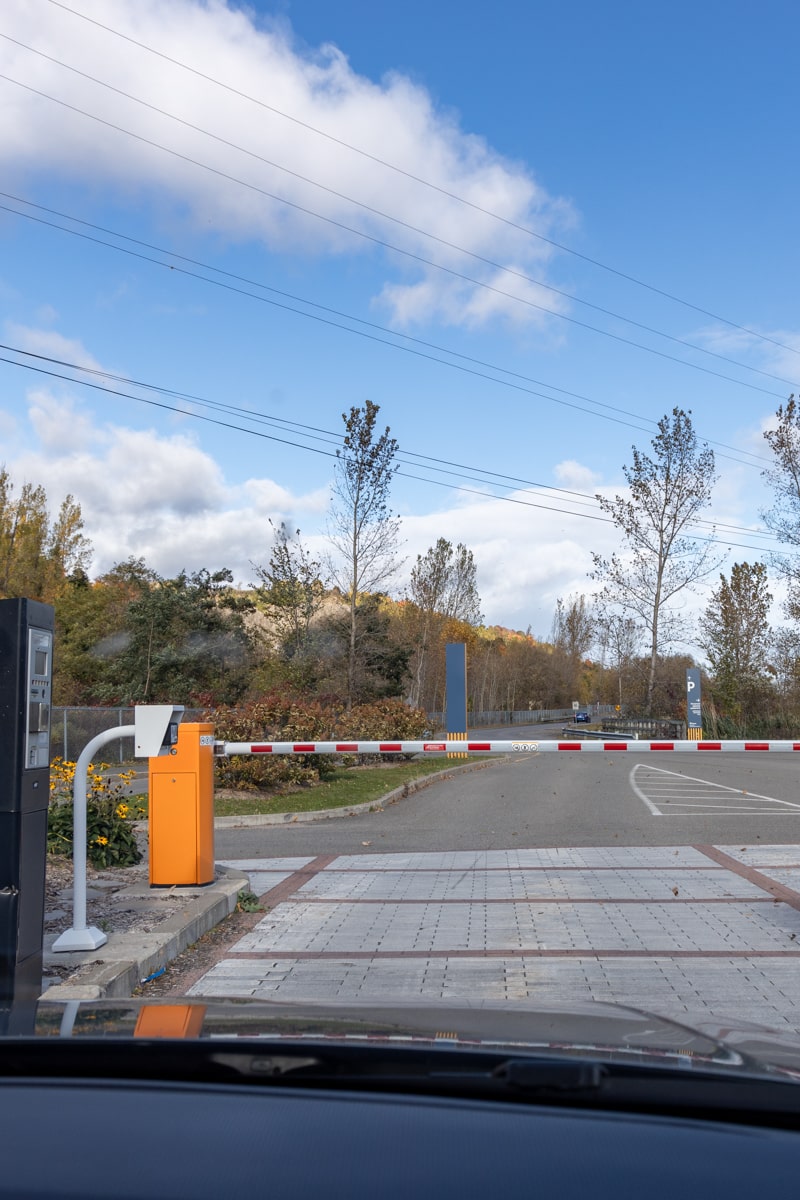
[0,598,54,1022]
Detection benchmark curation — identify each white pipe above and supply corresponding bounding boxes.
[51,724,136,953]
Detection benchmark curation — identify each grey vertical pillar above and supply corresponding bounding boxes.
[445,643,468,739]
[0,598,54,1021]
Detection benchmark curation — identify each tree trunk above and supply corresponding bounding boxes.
[347,517,358,709]
[645,569,663,716]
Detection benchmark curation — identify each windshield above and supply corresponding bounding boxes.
[2,0,800,1070]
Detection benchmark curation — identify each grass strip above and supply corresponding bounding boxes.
[212,757,483,817]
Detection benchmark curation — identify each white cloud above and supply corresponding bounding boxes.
[7,377,616,628]
[694,323,800,391]
[11,368,784,649]
[241,476,330,517]
[4,322,105,371]
[0,0,573,330]
[553,459,601,490]
[26,388,96,453]
[7,386,327,581]
[387,485,618,635]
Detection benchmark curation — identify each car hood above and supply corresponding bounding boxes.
[18,996,800,1081]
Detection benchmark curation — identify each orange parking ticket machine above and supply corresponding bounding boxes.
[148,722,215,887]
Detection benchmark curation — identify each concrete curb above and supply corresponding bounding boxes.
[208,755,509,828]
[42,867,249,1001]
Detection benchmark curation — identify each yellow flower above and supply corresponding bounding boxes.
[95,836,108,846]
[116,804,129,819]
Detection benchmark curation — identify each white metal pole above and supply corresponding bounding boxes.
[51,723,136,953]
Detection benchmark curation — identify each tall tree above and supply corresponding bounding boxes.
[327,401,400,706]
[591,408,719,715]
[316,592,411,703]
[0,467,92,601]
[761,395,800,621]
[699,562,772,727]
[46,495,92,597]
[94,566,254,705]
[252,521,326,663]
[594,611,641,710]
[550,595,593,660]
[549,594,594,704]
[408,538,482,707]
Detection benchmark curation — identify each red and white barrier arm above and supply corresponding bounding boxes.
[215,739,800,756]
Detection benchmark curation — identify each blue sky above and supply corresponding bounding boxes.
[1,0,798,642]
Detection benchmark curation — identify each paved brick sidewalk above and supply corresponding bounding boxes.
[188,844,800,1032]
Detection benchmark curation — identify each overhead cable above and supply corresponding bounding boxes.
[1,69,797,406]
[40,0,800,363]
[0,195,775,473]
[2,32,797,393]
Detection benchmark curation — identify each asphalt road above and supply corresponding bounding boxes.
[215,724,800,859]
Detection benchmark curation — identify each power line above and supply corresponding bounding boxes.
[1,69,798,408]
[3,342,774,541]
[3,32,798,395]
[0,340,618,517]
[0,194,775,472]
[0,343,786,555]
[40,0,800,364]
[0,338,781,541]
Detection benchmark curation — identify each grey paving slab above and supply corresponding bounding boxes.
[718,846,800,868]
[759,868,800,890]
[294,868,765,902]
[217,857,315,871]
[187,955,800,1031]
[230,898,800,954]
[326,846,716,871]
[244,871,295,894]
[188,847,800,1034]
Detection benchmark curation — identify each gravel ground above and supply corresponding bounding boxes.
[45,856,175,931]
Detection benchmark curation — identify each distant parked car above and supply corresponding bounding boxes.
[574,711,591,723]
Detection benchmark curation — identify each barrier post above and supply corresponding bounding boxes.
[149,723,215,887]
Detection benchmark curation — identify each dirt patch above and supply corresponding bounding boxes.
[43,854,205,981]
[132,904,267,998]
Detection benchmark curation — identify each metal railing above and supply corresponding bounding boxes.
[428,706,621,727]
[51,706,206,762]
[601,716,686,739]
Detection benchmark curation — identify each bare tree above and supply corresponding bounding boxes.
[594,611,641,710]
[407,538,482,707]
[327,401,401,706]
[761,395,800,621]
[591,408,719,715]
[550,595,593,660]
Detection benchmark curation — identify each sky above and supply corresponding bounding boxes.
[1,0,798,647]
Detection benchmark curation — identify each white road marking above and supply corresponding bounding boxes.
[629,763,800,816]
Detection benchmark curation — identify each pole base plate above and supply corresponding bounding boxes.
[51,926,108,953]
